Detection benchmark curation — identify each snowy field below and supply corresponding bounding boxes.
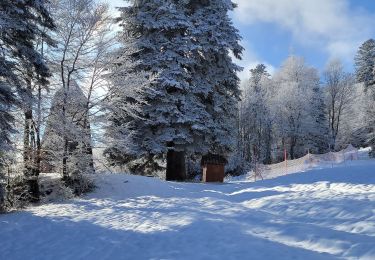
[1,160,375,259]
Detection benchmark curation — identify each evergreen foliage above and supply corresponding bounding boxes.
[0,0,55,202]
[239,57,330,165]
[0,0,53,151]
[105,0,243,175]
[239,64,273,163]
[355,39,375,90]
[355,39,375,157]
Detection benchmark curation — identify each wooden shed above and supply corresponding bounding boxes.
[201,154,227,183]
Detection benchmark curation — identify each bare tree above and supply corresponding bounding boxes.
[47,0,113,182]
[324,59,355,151]
[273,56,322,159]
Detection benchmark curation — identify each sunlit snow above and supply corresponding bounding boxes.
[1,159,375,259]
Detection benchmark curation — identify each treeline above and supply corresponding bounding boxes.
[235,50,375,172]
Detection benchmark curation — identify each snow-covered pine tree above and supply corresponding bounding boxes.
[341,83,372,147]
[188,0,243,161]
[355,39,375,89]
[240,64,273,164]
[0,80,14,209]
[0,0,55,201]
[106,0,242,179]
[355,39,375,157]
[309,83,329,154]
[106,0,206,180]
[0,81,16,153]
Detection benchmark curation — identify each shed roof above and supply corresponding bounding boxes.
[201,154,227,166]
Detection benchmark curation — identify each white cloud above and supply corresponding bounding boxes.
[233,0,375,62]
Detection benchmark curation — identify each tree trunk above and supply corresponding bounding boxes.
[290,137,296,160]
[35,85,42,177]
[166,150,186,181]
[83,119,95,174]
[264,126,272,164]
[23,110,31,176]
[23,80,39,202]
[62,138,69,181]
[86,145,95,173]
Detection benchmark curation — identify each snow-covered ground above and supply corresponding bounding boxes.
[227,146,371,183]
[1,159,375,259]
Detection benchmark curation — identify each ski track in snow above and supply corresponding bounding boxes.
[1,160,375,260]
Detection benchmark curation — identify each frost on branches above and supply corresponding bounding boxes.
[0,0,55,202]
[42,81,94,178]
[105,0,242,179]
[0,0,53,151]
[273,56,328,159]
[239,64,273,165]
[355,39,375,157]
[238,57,329,167]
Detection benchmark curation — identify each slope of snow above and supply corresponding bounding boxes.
[1,160,375,259]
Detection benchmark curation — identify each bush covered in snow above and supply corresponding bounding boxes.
[62,174,96,196]
[3,175,30,211]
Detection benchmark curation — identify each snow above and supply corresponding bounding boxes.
[227,146,370,183]
[1,159,375,259]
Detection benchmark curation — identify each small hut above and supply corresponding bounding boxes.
[201,154,227,183]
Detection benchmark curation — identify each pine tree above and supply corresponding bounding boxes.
[355,39,375,89]
[0,0,55,201]
[0,81,16,152]
[309,84,329,154]
[105,0,243,178]
[0,79,14,210]
[188,0,243,159]
[106,0,201,180]
[354,39,375,156]
[240,64,273,164]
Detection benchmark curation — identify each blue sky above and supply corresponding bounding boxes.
[107,0,375,80]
